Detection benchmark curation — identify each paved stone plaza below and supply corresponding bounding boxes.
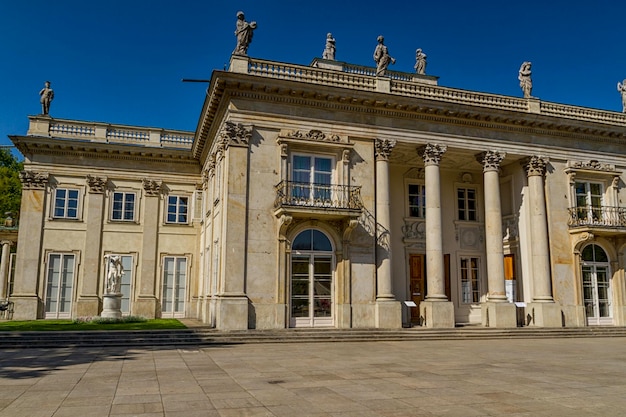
[0,337,625,416]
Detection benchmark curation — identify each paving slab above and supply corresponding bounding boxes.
[0,338,625,416]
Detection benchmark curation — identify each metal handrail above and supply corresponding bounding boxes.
[274,181,362,210]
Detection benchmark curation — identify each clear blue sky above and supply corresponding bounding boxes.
[2,0,624,158]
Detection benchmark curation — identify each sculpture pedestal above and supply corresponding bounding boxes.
[101,293,122,319]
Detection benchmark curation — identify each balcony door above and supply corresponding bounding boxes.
[290,229,334,327]
[292,155,333,205]
[575,181,603,224]
[581,244,612,325]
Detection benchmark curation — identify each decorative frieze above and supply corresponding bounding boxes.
[522,155,548,177]
[477,150,506,172]
[220,121,253,147]
[417,143,447,166]
[142,178,162,196]
[374,138,396,161]
[19,170,49,189]
[86,175,108,193]
[567,160,616,172]
[285,129,341,142]
[402,220,426,240]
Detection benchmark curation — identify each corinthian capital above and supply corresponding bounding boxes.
[477,150,506,172]
[86,175,108,193]
[374,138,396,161]
[220,121,253,147]
[522,155,549,177]
[19,170,49,190]
[142,178,162,196]
[417,143,447,166]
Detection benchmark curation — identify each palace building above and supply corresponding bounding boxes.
[7,53,626,329]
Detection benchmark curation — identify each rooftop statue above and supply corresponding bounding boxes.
[518,61,532,98]
[322,33,336,60]
[233,11,257,56]
[414,48,427,75]
[617,79,626,113]
[373,35,395,76]
[39,80,54,115]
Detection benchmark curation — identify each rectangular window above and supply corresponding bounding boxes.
[111,192,136,221]
[460,257,480,303]
[457,188,477,221]
[575,181,603,223]
[166,196,189,224]
[53,188,79,219]
[162,256,187,317]
[291,155,333,203]
[45,253,75,318]
[408,183,426,218]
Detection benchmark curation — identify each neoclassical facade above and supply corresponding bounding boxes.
[8,54,626,329]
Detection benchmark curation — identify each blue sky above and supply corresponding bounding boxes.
[1,1,624,158]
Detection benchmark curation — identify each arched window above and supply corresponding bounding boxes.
[290,229,334,327]
[581,244,612,325]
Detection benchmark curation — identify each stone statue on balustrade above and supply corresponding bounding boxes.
[104,254,124,294]
[518,61,532,98]
[233,11,257,56]
[414,48,427,75]
[373,36,395,76]
[322,33,336,60]
[617,79,626,113]
[39,81,54,115]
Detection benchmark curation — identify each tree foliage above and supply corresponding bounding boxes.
[0,149,22,221]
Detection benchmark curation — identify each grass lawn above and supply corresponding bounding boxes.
[0,319,187,332]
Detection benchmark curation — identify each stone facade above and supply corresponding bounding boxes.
[8,54,626,330]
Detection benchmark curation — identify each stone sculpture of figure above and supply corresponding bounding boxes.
[414,48,427,75]
[322,33,336,60]
[518,61,532,98]
[104,254,124,294]
[617,79,626,113]
[39,81,54,115]
[233,11,257,56]
[373,35,395,76]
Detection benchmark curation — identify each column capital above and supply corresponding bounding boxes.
[477,150,506,172]
[220,121,253,148]
[86,175,108,193]
[142,178,162,196]
[19,170,49,190]
[417,143,447,166]
[522,155,549,177]
[374,138,396,161]
[0,240,13,247]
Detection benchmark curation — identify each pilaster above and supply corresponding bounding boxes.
[136,178,161,318]
[11,170,49,320]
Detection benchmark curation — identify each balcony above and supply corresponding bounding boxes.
[274,181,363,220]
[568,206,626,234]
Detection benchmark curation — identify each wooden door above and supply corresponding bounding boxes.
[409,254,425,322]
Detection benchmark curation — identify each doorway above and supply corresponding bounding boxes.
[581,244,612,325]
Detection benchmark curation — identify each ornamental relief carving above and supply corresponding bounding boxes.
[402,220,425,241]
[522,155,548,177]
[455,225,483,249]
[374,138,396,161]
[220,121,253,147]
[417,143,447,166]
[476,150,506,172]
[567,160,616,172]
[142,178,162,196]
[86,175,108,193]
[284,129,341,143]
[19,170,49,189]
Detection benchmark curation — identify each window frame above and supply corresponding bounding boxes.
[456,186,478,222]
[43,251,78,319]
[51,187,82,220]
[161,254,189,318]
[406,181,426,219]
[459,255,482,304]
[290,152,336,202]
[110,190,138,223]
[165,194,190,225]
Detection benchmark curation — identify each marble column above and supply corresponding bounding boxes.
[477,151,517,327]
[417,144,454,328]
[11,171,48,319]
[77,175,107,317]
[136,178,161,318]
[215,122,251,330]
[523,156,562,327]
[0,240,12,299]
[374,138,401,328]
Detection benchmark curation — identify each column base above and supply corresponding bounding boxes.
[420,300,455,328]
[215,295,249,330]
[526,302,563,327]
[135,296,157,319]
[375,300,402,328]
[481,302,517,328]
[101,294,122,319]
[9,295,39,320]
[76,296,100,317]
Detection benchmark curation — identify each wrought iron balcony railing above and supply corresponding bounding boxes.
[568,206,626,228]
[274,181,363,211]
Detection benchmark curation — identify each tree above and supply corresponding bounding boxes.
[0,148,22,222]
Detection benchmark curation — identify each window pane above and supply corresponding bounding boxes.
[293,155,310,170]
[312,230,332,251]
[292,230,312,251]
